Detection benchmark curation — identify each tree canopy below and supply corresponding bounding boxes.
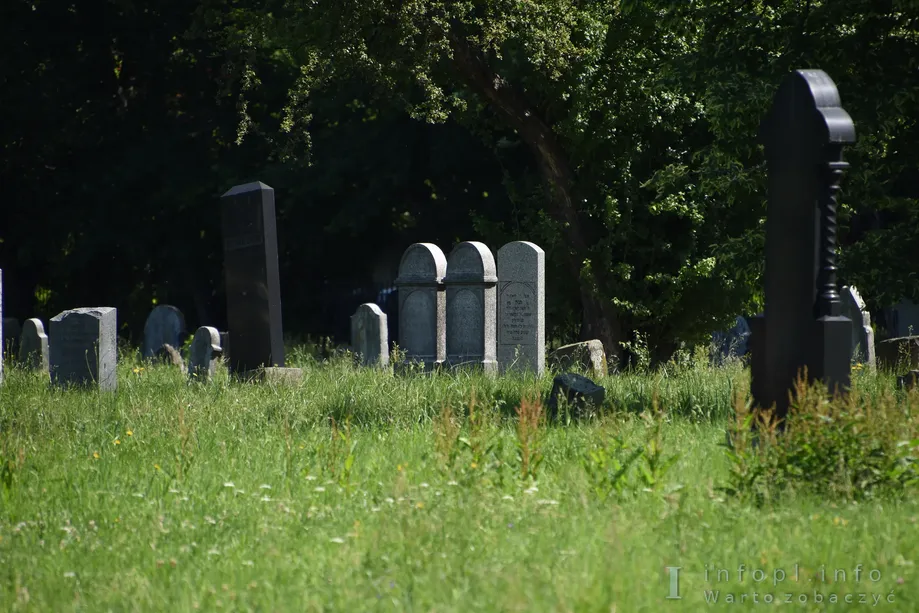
[1,0,917,363]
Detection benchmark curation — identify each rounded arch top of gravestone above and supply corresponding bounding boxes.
[142,305,186,358]
[497,241,545,277]
[395,243,447,285]
[759,69,855,165]
[353,303,386,318]
[444,241,498,284]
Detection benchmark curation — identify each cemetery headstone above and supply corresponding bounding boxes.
[350,303,389,367]
[155,344,185,370]
[221,181,285,374]
[877,336,919,372]
[395,243,447,371]
[49,307,117,391]
[2,317,20,356]
[750,69,854,422]
[546,372,606,419]
[549,340,607,378]
[188,326,223,381]
[840,286,875,369]
[444,241,498,372]
[712,316,752,363]
[496,241,545,375]
[884,299,919,338]
[19,318,49,373]
[142,305,186,359]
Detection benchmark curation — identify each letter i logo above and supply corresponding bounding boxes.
[666,567,682,599]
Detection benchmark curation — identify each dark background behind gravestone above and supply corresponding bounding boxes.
[0,1,917,361]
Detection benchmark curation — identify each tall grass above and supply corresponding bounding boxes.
[0,349,916,611]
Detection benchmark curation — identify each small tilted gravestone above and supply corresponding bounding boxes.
[156,344,184,370]
[840,286,875,369]
[49,307,117,391]
[395,243,447,371]
[142,305,186,359]
[546,373,606,419]
[221,181,286,375]
[750,69,854,422]
[350,303,389,367]
[188,326,222,382]
[549,340,607,378]
[496,241,545,375]
[18,318,49,373]
[444,241,498,373]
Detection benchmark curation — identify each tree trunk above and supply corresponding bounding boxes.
[447,31,623,364]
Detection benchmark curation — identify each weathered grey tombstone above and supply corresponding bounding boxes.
[549,340,607,378]
[750,69,854,423]
[496,241,545,375]
[395,243,447,371]
[444,241,498,373]
[49,307,117,390]
[141,305,186,359]
[221,182,285,374]
[188,326,222,381]
[840,286,875,369]
[18,318,49,373]
[350,303,389,367]
[2,317,20,357]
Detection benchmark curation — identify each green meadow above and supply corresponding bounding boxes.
[1,347,917,612]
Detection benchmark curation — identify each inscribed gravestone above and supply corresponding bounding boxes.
[50,307,117,390]
[497,241,545,375]
[444,241,497,372]
[751,69,854,422]
[221,181,285,373]
[188,326,222,381]
[840,286,875,368]
[350,303,389,367]
[142,305,186,358]
[19,318,49,372]
[395,243,447,370]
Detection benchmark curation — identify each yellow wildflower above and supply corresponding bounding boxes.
[416,502,424,509]
[471,462,478,469]
[113,439,121,445]
[93,452,100,459]
[126,430,133,437]
[154,464,161,471]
